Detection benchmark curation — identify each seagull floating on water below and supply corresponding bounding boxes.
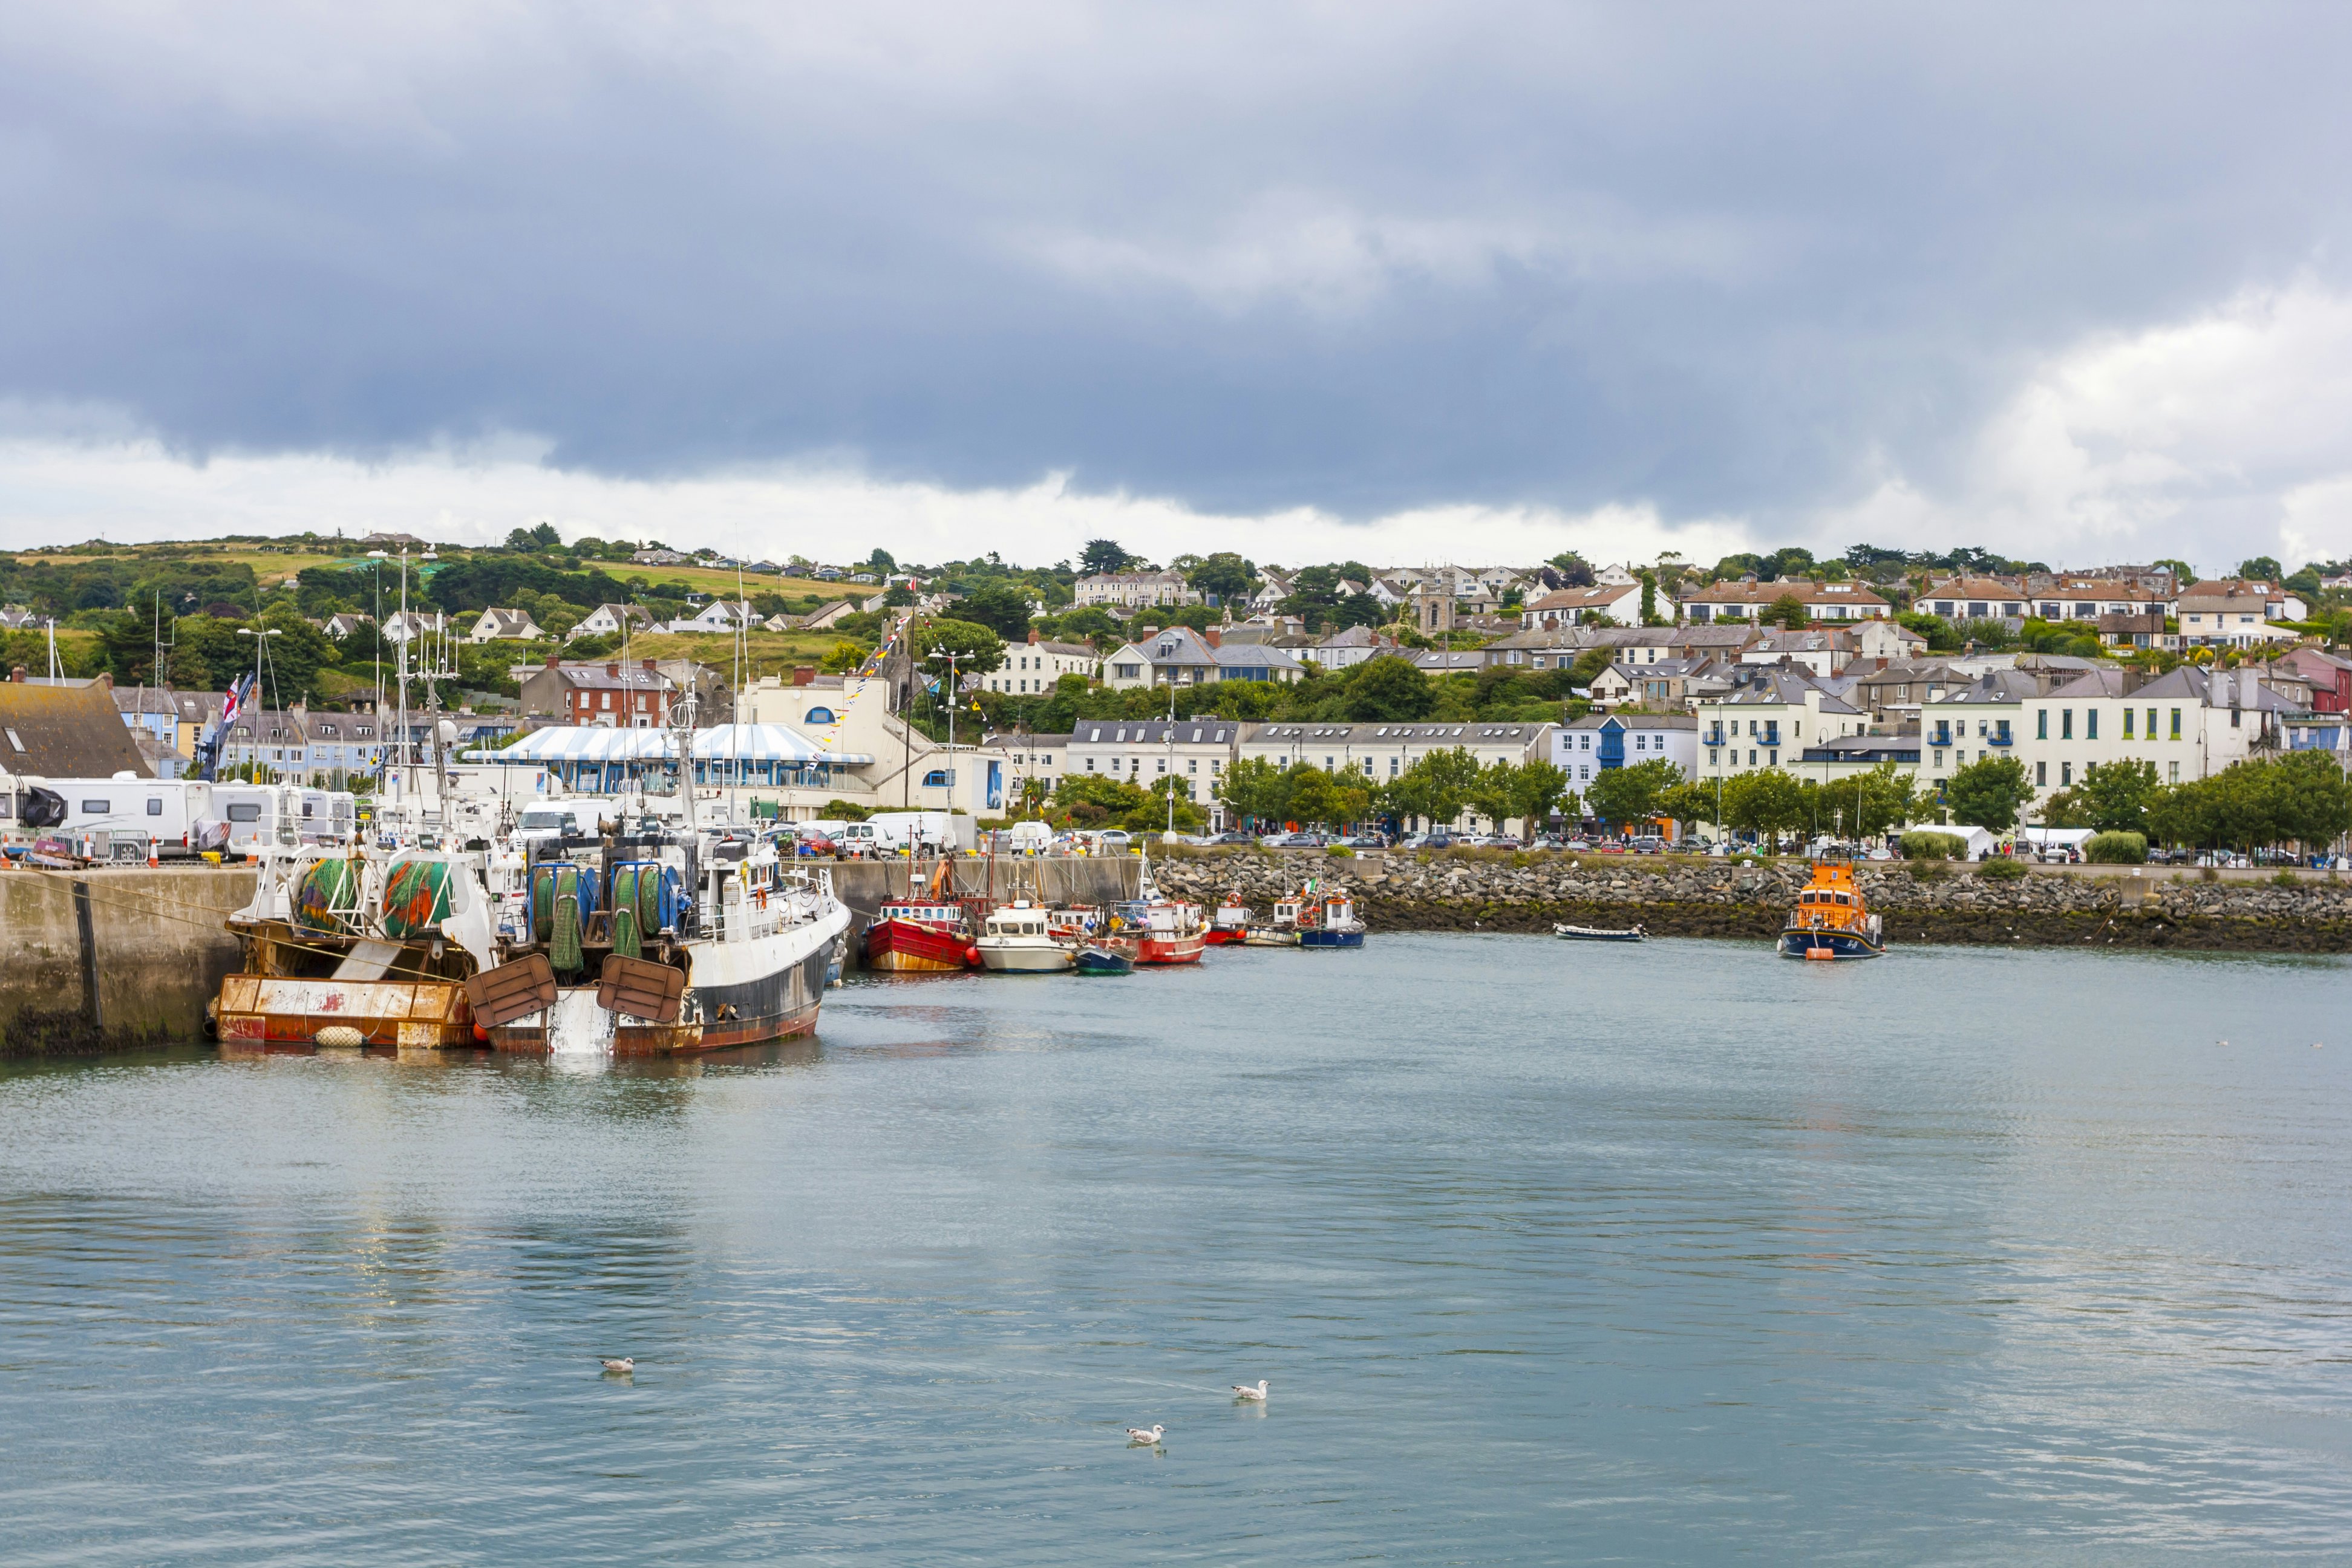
[599,1357,635,1374]
[1126,1424,1166,1445]
[1232,1380,1269,1401]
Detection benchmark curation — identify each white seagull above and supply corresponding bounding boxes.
[599,1357,635,1374]
[1125,1424,1166,1445]
[1232,1380,1269,1402]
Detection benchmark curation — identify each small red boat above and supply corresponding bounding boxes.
[1104,855,1206,965]
[1204,893,1251,946]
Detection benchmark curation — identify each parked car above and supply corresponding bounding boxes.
[1207,829,1256,845]
[1270,830,1337,848]
[1630,835,1665,855]
[1399,831,1458,849]
[1340,832,1389,848]
[1096,829,1134,851]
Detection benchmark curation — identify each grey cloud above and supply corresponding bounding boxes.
[2,1,2350,540]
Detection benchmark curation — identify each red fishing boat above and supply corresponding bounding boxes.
[863,860,978,972]
[1103,854,1206,965]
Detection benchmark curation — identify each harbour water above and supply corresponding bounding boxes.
[4,935,2350,1563]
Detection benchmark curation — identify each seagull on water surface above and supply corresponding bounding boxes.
[1126,1425,1166,1445]
[599,1357,635,1374]
[1232,1380,1269,1401]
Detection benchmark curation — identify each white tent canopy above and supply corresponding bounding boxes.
[466,724,874,767]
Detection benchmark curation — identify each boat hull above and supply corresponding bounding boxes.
[1298,929,1365,949]
[1131,932,1206,965]
[491,909,849,1053]
[1777,928,1883,960]
[1242,929,1301,947]
[976,942,1076,973]
[863,917,973,972]
[214,973,475,1048]
[1074,947,1132,975]
[1203,927,1249,946]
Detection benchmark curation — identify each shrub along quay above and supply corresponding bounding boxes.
[1152,849,2352,953]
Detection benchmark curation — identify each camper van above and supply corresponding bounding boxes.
[21,774,217,858]
[210,782,307,855]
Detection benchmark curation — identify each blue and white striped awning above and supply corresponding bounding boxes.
[465,724,874,767]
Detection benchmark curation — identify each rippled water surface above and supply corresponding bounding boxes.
[5,936,2351,1563]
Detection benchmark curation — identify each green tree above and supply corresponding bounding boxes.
[1583,757,1683,830]
[820,639,867,673]
[1342,655,1435,722]
[1214,756,1291,829]
[1394,746,1483,832]
[956,583,1035,641]
[1655,779,1719,838]
[910,616,1005,678]
[1722,769,1808,849]
[1765,593,1809,629]
[2076,758,2160,834]
[1186,551,1255,606]
[1508,759,1572,841]
[1080,540,1135,576]
[1286,769,1369,830]
[1638,569,1661,626]
[2238,555,2283,584]
[2035,788,2088,829]
[1945,754,2033,833]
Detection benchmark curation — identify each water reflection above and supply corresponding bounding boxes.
[1,936,2348,1564]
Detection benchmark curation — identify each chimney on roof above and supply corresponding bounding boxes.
[9,666,23,682]
[1142,624,1158,637]
[641,658,657,671]
[1027,627,1039,644]
[1205,628,1221,648]
[546,653,561,668]
[96,671,112,691]
[606,662,621,678]
[792,665,815,686]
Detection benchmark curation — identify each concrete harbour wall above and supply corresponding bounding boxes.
[0,866,256,1053]
[1154,850,2352,954]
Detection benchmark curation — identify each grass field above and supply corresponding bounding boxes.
[38,542,867,603]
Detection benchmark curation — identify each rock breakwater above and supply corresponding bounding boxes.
[1153,851,2352,953]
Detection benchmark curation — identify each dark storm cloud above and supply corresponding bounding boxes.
[2,1,2348,528]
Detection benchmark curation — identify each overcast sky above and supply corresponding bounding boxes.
[5,2,2352,572]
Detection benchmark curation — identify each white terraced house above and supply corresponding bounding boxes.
[1066,719,1242,823]
[1693,670,1869,779]
[1074,570,1198,609]
[1682,578,1891,623]
[1553,712,1697,791]
[981,630,1097,694]
[1519,582,1662,627]
[1240,720,1558,834]
[2011,665,2293,795]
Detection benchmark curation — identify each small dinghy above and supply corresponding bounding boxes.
[1554,923,1645,942]
[1074,945,1134,975]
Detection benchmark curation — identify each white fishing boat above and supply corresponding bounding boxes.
[975,900,1076,973]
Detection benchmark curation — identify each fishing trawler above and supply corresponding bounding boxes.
[1777,858,1885,960]
[863,860,978,972]
[211,689,852,1054]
